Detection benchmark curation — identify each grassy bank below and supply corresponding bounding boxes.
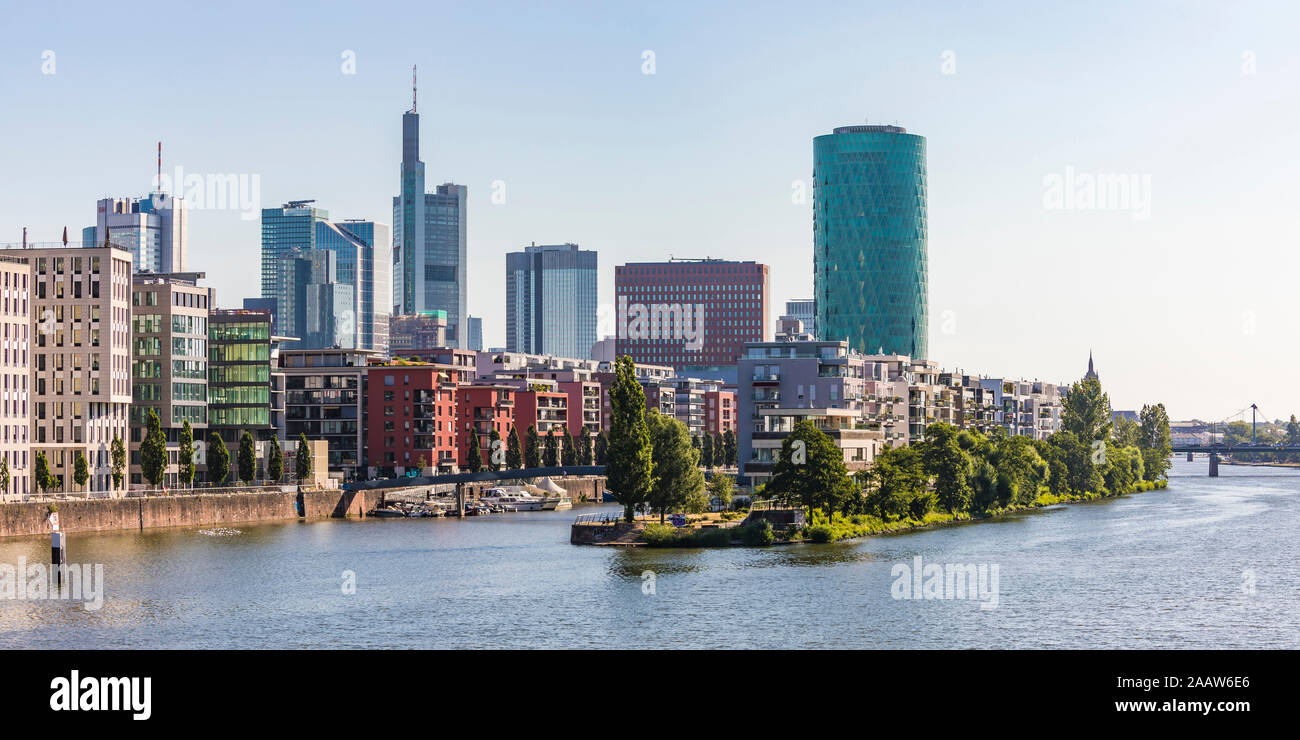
[639,479,1168,547]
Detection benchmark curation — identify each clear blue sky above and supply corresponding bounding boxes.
[2,0,1296,422]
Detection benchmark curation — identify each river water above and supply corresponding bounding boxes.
[1,457,1296,649]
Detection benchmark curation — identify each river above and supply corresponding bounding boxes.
[1,457,1296,649]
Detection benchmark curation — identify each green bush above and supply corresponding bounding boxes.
[641,523,679,546]
[740,519,775,547]
[807,524,835,543]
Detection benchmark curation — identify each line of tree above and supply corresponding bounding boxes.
[763,374,1172,524]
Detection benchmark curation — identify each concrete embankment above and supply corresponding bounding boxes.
[0,488,383,538]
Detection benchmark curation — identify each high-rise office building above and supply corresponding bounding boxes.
[505,243,597,359]
[317,219,390,354]
[261,200,327,308]
[261,203,389,353]
[1,244,134,495]
[84,195,187,274]
[614,258,770,376]
[466,316,483,352]
[392,83,468,346]
[814,124,928,359]
[276,249,356,350]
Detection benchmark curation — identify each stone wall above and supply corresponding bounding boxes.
[0,488,378,538]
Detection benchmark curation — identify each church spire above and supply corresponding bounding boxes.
[1084,350,1099,382]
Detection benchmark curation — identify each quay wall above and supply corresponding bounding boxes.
[0,488,380,539]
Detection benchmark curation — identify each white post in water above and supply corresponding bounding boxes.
[51,531,67,589]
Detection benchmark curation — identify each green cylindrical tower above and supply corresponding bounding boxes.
[813,124,928,358]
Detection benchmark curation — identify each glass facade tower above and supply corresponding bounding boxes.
[392,105,468,347]
[813,124,928,359]
[505,243,598,358]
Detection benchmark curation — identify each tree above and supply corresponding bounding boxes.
[1061,376,1112,442]
[267,436,283,482]
[73,451,90,492]
[645,410,705,522]
[921,422,973,513]
[722,429,737,467]
[1137,403,1172,481]
[139,408,168,488]
[1046,431,1103,495]
[506,426,523,470]
[543,427,559,467]
[766,420,856,520]
[295,433,312,483]
[208,432,230,486]
[990,434,1049,506]
[237,431,256,484]
[487,427,503,471]
[110,432,126,491]
[861,445,930,521]
[35,451,52,495]
[577,425,593,466]
[701,433,714,470]
[562,428,577,466]
[1111,416,1141,448]
[712,432,725,468]
[466,429,483,473]
[594,431,609,466]
[606,355,654,522]
[0,455,9,497]
[178,421,196,488]
[707,473,735,510]
[524,425,542,468]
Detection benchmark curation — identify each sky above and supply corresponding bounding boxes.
[1,0,1296,422]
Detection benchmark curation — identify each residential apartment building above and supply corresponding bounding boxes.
[704,388,737,436]
[2,244,134,496]
[280,347,380,480]
[129,273,212,488]
[365,363,464,475]
[455,384,515,469]
[738,339,886,486]
[0,256,32,500]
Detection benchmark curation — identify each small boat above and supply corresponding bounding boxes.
[540,495,573,510]
[498,494,545,512]
[367,507,407,518]
[602,490,619,503]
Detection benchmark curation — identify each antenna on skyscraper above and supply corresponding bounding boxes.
[157,141,163,193]
[412,65,418,113]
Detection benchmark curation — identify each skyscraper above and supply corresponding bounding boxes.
[260,203,389,353]
[392,73,468,346]
[505,243,597,359]
[84,194,187,273]
[814,124,928,359]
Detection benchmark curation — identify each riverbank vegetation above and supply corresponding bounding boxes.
[616,369,1174,547]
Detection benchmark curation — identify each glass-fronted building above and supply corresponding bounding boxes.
[208,309,281,446]
[813,124,928,359]
[261,203,389,353]
[392,106,468,346]
[505,243,598,359]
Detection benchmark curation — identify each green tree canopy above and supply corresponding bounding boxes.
[606,356,654,522]
[268,435,284,483]
[506,426,523,470]
[237,431,256,484]
[208,432,230,486]
[140,408,168,487]
[1062,376,1112,442]
[295,433,312,482]
[577,425,593,466]
[466,428,483,473]
[524,425,541,468]
[645,410,705,522]
[766,419,856,520]
[178,421,196,488]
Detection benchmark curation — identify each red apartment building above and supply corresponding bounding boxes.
[455,384,515,468]
[513,389,568,458]
[614,259,770,371]
[365,363,461,473]
[704,389,737,435]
